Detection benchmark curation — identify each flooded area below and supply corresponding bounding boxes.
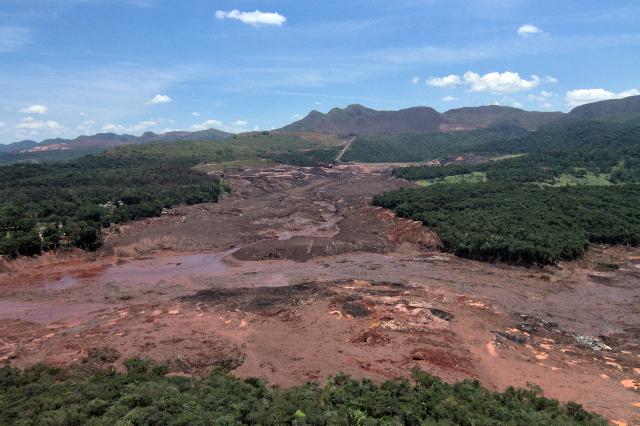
[0,165,639,424]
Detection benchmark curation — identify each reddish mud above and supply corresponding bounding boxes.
[0,164,639,424]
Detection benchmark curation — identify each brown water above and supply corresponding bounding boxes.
[31,251,234,291]
[100,253,231,285]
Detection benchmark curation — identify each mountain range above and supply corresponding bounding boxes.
[280,95,640,135]
[2,95,639,161]
[0,128,232,154]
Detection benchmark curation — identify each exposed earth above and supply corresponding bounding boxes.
[0,164,639,424]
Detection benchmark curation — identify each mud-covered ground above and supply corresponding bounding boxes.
[0,164,639,424]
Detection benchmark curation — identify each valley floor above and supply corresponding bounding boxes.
[0,164,639,424]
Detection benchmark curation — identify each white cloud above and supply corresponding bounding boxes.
[528,90,555,101]
[101,120,157,133]
[426,74,461,87]
[234,120,248,126]
[16,117,63,130]
[566,88,640,107]
[101,123,124,132]
[145,94,172,105]
[192,112,200,116]
[517,24,542,37]
[191,119,223,131]
[463,71,541,93]
[441,96,457,102]
[79,112,88,117]
[19,104,48,114]
[619,89,640,98]
[411,76,420,84]
[512,102,524,108]
[215,9,286,26]
[0,121,5,128]
[131,120,157,131]
[291,113,303,120]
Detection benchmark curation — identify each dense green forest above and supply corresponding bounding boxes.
[0,133,334,257]
[373,184,640,264]
[0,362,605,425]
[377,119,640,265]
[0,154,224,257]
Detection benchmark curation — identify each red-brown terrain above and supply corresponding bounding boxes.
[0,165,638,424]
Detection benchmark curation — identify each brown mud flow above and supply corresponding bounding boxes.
[0,164,639,424]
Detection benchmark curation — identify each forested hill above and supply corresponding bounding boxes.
[569,94,640,120]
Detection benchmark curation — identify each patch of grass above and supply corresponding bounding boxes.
[541,172,612,187]
[418,171,487,187]
[489,153,527,161]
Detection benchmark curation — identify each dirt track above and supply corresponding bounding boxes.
[0,164,639,424]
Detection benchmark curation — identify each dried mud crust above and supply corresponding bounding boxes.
[231,207,441,262]
[1,165,640,423]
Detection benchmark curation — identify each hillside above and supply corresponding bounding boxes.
[569,94,640,120]
[442,105,564,131]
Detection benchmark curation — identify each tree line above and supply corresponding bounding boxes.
[374,183,640,265]
[0,361,605,425]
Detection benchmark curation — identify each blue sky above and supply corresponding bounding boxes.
[0,0,639,143]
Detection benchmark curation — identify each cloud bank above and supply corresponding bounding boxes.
[426,71,556,94]
[16,117,63,130]
[566,88,640,107]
